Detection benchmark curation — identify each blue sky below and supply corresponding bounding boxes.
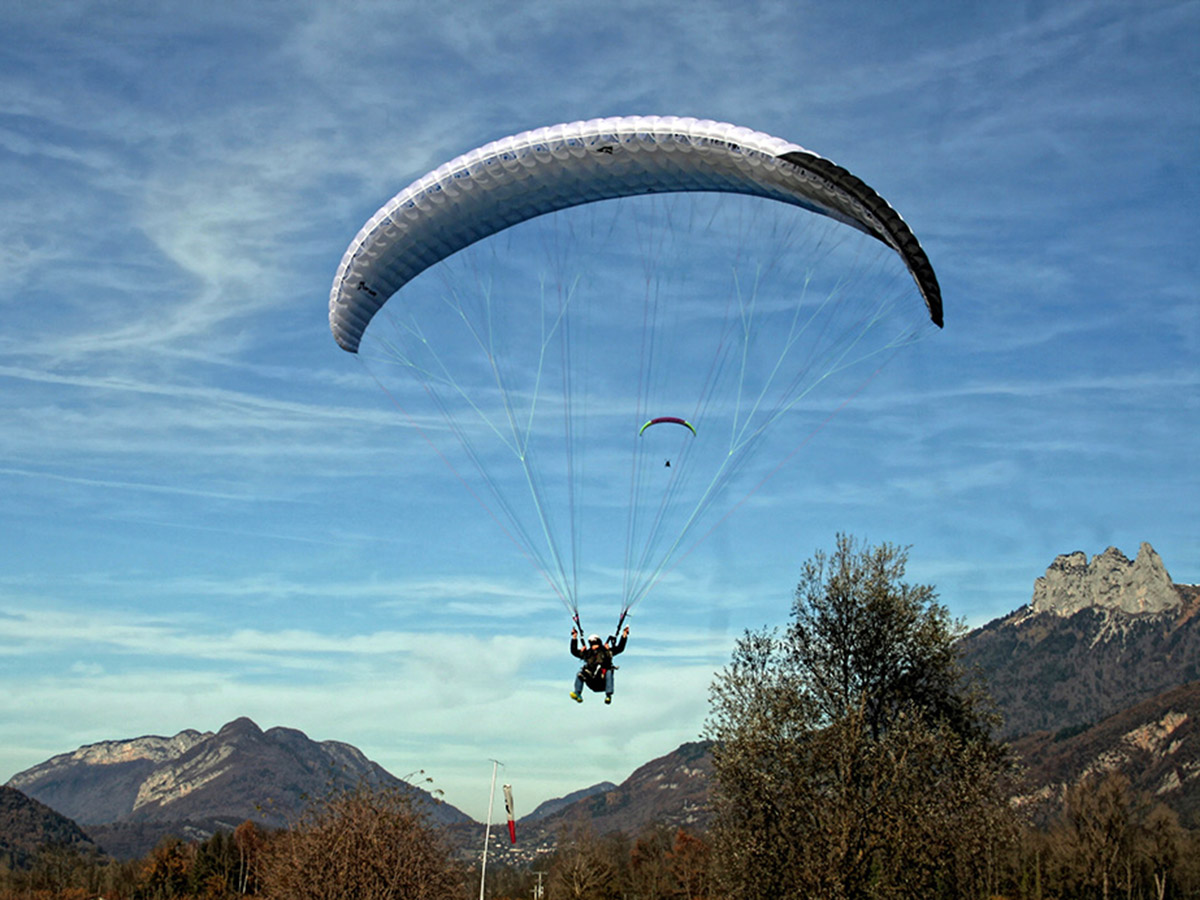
[1,0,1196,822]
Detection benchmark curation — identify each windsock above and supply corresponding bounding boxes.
[503,783,516,844]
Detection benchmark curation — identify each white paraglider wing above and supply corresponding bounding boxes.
[330,116,941,354]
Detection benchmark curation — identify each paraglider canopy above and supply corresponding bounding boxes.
[330,116,941,354]
[639,417,697,437]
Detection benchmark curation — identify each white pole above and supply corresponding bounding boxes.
[480,759,501,900]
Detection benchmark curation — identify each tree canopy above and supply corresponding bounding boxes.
[706,534,1014,900]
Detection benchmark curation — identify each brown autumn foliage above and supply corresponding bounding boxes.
[256,782,468,900]
[3,777,1200,898]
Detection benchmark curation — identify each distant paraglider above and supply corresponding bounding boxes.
[640,417,695,470]
[639,417,697,437]
[330,116,942,637]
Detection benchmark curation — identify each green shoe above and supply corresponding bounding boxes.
[570,692,582,703]
[604,695,612,705]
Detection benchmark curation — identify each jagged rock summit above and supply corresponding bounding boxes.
[1030,542,1180,617]
[960,542,1199,739]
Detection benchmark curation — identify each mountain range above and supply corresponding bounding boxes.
[6,716,470,858]
[5,542,1199,860]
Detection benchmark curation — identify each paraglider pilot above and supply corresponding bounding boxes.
[570,627,629,705]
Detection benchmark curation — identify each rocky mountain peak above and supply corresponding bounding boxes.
[7,730,211,793]
[216,717,262,739]
[1030,542,1180,617]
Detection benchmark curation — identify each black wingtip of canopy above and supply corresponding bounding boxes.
[778,151,943,329]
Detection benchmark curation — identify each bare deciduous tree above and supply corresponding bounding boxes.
[258,783,467,900]
[547,825,617,900]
